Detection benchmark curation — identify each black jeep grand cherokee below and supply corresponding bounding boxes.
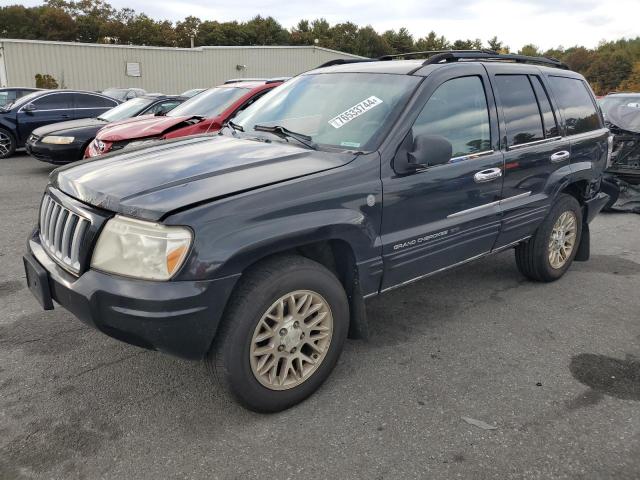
[24,51,610,412]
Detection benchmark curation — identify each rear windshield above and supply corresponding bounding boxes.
[234,73,420,150]
[98,97,155,122]
[167,87,248,118]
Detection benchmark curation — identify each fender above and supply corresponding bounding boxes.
[168,152,384,293]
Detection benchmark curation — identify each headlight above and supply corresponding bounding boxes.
[91,215,192,280]
[42,135,75,144]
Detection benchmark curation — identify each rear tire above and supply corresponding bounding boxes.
[0,128,16,159]
[515,194,583,282]
[206,255,349,413]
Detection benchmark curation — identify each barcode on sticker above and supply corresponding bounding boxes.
[328,96,383,129]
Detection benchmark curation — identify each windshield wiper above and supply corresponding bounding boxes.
[227,120,244,132]
[253,124,317,150]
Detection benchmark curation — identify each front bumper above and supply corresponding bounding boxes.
[26,139,83,165]
[25,232,239,360]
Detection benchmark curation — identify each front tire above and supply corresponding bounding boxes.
[207,255,349,412]
[515,194,583,282]
[0,128,16,159]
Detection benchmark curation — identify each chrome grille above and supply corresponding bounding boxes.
[39,194,90,274]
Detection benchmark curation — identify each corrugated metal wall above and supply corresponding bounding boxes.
[0,39,363,93]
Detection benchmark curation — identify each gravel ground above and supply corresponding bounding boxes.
[1,153,639,480]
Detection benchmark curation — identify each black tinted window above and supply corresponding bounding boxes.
[531,77,559,138]
[413,76,491,158]
[548,76,600,135]
[146,100,181,114]
[495,75,544,147]
[75,93,118,109]
[32,93,75,109]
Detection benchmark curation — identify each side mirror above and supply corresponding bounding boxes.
[23,103,37,113]
[395,133,452,174]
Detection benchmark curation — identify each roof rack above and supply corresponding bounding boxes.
[265,77,291,84]
[316,58,376,69]
[419,50,569,69]
[315,50,569,71]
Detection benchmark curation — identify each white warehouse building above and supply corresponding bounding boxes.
[0,39,363,94]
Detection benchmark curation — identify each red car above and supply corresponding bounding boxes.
[85,79,284,157]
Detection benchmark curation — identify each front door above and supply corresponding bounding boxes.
[17,92,75,144]
[380,66,504,290]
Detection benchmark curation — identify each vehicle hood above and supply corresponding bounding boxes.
[96,115,199,142]
[51,135,356,221]
[32,118,106,137]
[606,105,640,134]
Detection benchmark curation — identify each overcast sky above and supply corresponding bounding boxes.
[21,0,639,51]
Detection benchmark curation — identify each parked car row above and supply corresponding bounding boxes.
[0,79,276,161]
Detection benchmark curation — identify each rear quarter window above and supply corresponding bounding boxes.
[75,94,118,109]
[548,76,601,135]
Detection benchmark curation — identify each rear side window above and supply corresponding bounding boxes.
[412,76,491,158]
[494,75,544,147]
[548,76,600,135]
[75,93,118,109]
[32,93,75,109]
[530,77,559,138]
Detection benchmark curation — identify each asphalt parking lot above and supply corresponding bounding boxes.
[1,153,639,479]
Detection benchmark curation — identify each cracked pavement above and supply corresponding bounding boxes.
[1,154,639,479]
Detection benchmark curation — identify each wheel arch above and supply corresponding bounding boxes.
[216,235,370,342]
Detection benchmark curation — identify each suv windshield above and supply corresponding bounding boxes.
[234,73,420,150]
[167,87,248,118]
[98,97,155,122]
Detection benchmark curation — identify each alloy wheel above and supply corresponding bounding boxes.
[548,210,577,269]
[250,290,333,390]
[0,131,12,157]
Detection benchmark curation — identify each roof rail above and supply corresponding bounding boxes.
[378,49,497,61]
[316,58,375,68]
[420,51,569,69]
[265,77,291,84]
[224,78,269,84]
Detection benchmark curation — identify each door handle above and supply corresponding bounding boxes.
[474,167,502,183]
[550,150,570,163]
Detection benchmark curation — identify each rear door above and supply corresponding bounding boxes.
[380,65,504,290]
[545,75,609,179]
[16,92,75,143]
[73,93,118,120]
[485,64,571,248]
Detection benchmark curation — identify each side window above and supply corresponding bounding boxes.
[530,76,559,138]
[147,101,180,114]
[75,94,118,109]
[494,75,544,147]
[548,76,601,135]
[238,90,268,113]
[32,93,75,109]
[412,76,491,159]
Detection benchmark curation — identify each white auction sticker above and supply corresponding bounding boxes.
[328,96,383,129]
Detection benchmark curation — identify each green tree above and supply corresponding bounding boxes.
[415,31,449,51]
[518,44,541,56]
[382,27,414,54]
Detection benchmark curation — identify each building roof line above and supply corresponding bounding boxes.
[0,38,365,58]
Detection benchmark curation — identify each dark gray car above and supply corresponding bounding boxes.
[24,51,610,412]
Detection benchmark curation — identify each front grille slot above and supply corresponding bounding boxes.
[39,194,91,274]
